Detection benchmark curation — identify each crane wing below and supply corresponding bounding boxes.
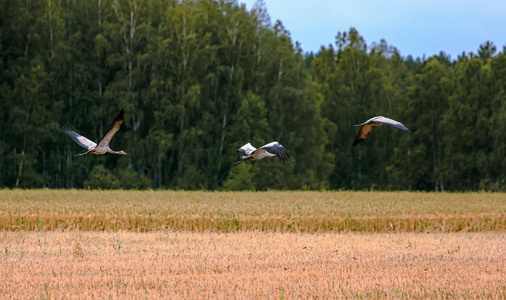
[372,116,412,132]
[258,141,290,161]
[237,143,257,156]
[352,124,375,146]
[354,116,379,127]
[61,127,97,150]
[96,109,124,148]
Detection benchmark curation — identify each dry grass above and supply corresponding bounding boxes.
[0,190,505,232]
[1,191,505,298]
[0,231,505,298]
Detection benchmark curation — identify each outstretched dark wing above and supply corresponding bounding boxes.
[352,124,377,146]
[258,141,290,161]
[96,109,124,148]
[60,125,97,150]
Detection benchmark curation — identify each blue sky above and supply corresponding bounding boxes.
[240,0,506,59]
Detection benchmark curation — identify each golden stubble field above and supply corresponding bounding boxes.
[1,231,505,298]
[0,190,505,298]
[1,190,505,232]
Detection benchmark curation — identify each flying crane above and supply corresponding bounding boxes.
[62,109,127,157]
[352,116,412,146]
[234,141,290,165]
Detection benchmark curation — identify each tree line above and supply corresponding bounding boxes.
[0,0,504,191]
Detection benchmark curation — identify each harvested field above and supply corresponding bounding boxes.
[1,190,505,232]
[1,231,505,298]
[1,190,505,298]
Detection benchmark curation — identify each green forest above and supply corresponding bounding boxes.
[0,0,505,191]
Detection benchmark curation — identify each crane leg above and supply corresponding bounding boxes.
[75,151,90,157]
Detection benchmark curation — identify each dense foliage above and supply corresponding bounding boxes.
[0,0,504,191]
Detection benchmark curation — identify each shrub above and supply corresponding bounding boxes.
[83,165,120,189]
